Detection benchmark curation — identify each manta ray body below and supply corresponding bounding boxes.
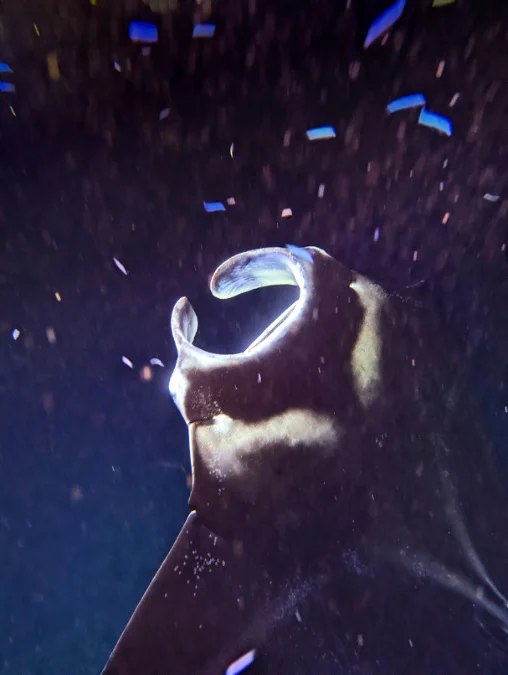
[101,246,508,675]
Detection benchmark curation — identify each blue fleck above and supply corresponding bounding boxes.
[0,62,13,73]
[364,0,406,48]
[418,108,452,136]
[286,245,314,264]
[387,93,426,113]
[193,23,216,38]
[0,82,15,93]
[306,126,336,141]
[129,21,158,43]
[203,201,226,213]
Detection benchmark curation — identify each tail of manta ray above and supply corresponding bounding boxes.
[100,245,508,675]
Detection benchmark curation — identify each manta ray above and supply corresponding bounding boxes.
[101,246,508,675]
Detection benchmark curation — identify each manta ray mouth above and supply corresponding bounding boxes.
[171,246,323,360]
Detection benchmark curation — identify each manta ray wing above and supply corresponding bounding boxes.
[100,246,508,675]
[101,513,264,675]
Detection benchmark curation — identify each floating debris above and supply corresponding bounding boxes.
[433,0,455,5]
[114,61,121,72]
[0,63,12,73]
[374,227,380,242]
[203,201,226,213]
[140,365,152,382]
[9,106,15,116]
[150,358,164,367]
[55,292,62,302]
[46,327,56,344]
[386,93,426,113]
[129,21,158,43]
[442,212,450,224]
[483,194,500,202]
[159,108,170,120]
[12,329,20,340]
[449,93,460,107]
[318,183,325,198]
[230,142,234,158]
[193,23,215,38]
[364,0,406,48]
[0,82,15,93]
[436,60,445,78]
[283,130,291,147]
[226,197,236,206]
[113,257,128,275]
[34,24,40,36]
[349,61,361,80]
[286,245,313,264]
[70,485,84,503]
[306,126,336,141]
[47,52,60,80]
[418,108,452,136]
[225,649,256,675]
[122,356,134,369]
[281,208,293,218]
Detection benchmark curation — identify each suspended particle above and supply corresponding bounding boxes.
[47,52,60,80]
[226,650,256,675]
[113,257,128,275]
[306,126,336,141]
[386,93,425,113]
[203,201,226,213]
[364,0,406,48]
[129,21,158,43]
[46,327,56,344]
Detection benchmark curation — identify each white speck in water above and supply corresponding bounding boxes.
[113,257,128,275]
[449,93,460,107]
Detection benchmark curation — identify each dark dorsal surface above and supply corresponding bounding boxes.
[101,246,508,675]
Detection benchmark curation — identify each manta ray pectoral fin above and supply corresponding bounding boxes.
[100,513,258,675]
